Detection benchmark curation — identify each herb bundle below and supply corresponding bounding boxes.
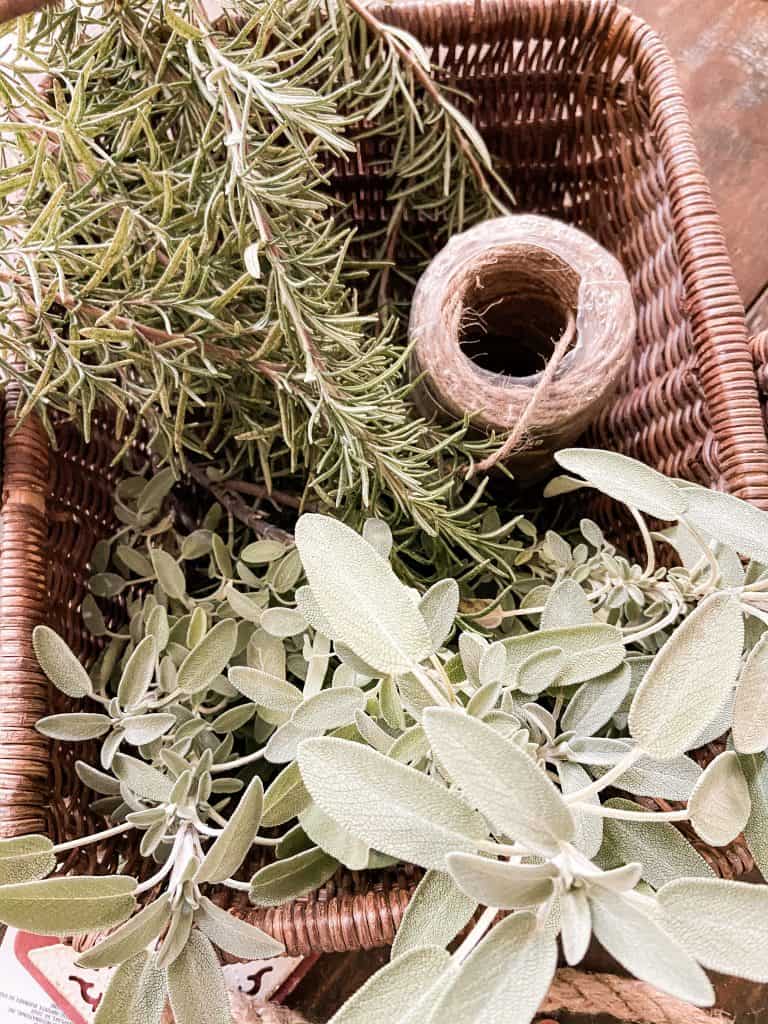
[1,450,768,1022]
[0,0,523,590]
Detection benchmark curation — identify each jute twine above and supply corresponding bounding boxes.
[409,215,635,477]
[537,970,730,1024]
[164,997,309,1024]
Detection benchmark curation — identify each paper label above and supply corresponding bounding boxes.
[0,931,71,1024]
[0,927,311,1023]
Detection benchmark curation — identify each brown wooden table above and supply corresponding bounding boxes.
[631,0,768,333]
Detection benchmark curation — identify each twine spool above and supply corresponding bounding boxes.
[409,215,635,477]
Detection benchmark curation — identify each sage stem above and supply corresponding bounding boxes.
[51,821,134,854]
[453,905,498,962]
[563,747,643,804]
[210,746,267,774]
[576,804,689,823]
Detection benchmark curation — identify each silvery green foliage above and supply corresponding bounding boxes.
[5,450,768,1022]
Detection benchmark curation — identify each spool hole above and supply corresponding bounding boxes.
[457,246,580,381]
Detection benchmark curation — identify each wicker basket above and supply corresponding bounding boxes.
[0,0,765,1020]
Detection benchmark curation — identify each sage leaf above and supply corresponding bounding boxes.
[249,847,338,906]
[295,514,432,674]
[362,518,393,559]
[122,714,176,746]
[117,544,155,578]
[628,594,743,760]
[391,869,476,959]
[113,753,173,803]
[478,642,506,687]
[82,593,107,636]
[419,579,459,650]
[561,663,631,737]
[599,798,713,888]
[568,736,631,767]
[36,713,111,741]
[459,633,485,686]
[504,624,625,691]
[77,895,171,968]
[178,619,238,693]
[733,635,768,753]
[354,710,394,753]
[388,724,430,765]
[196,895,284,959]
[541,579,593,630]
[158,905,194,969]
[211,704,256,733]
[380,675,406,731]
[607,754,703,801]
[32,625,92,698]
[225,584,263,623]
[138,466,176,513]
[146,605,170,652]
[197,777,263,884]
[295,585,337,638]
[299,736,487,869]
[187,608,208,649]
[90,573,126,597]
[299,802,369,870]
[265,720,322,763]
[543,475,586,498]
[0,835,56,885]
[446,853,557,909]
[684,487,768,564]
[589,890,713,1004]
[228,665,302,712]
[659,878,768,982]
[133,956,166,1024]
[0,875,136,934]
[94,953,148,1024]
[557,761,602,859]
[466,680,502,719]
[429,911,556,1024]
[181,530,213,560]
[292,686,366,731]
[554,449,687,520]
[688,752,751,846]
[166,930,231,1024]
[328,947,450,1024]
[515,647,566,696]
[150,549,186,600]
[560,886,591,966]
[422,709,574,856]
[740,753,768,876]
[241,540,286,564]
[261,607,307,638]
[262,761,311,826]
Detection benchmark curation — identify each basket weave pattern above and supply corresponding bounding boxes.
[0,0,764,966]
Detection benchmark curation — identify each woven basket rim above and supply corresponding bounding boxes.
[0,0,764,983]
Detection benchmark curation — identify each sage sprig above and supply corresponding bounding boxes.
[1,449,768,1021]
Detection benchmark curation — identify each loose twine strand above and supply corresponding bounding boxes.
[469,310,576,477]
